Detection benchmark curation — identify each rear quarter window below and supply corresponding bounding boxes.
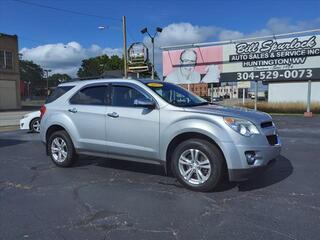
[46,86,74,104]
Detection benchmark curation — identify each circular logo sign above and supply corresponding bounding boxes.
[128,42,149,64]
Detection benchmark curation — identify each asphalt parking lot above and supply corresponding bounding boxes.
[0,115,319,240]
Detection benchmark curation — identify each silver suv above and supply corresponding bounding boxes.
[40,79,281,191]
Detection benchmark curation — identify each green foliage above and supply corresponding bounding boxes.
[48,73,71,87]
[19,60,44,86]
[77,54,123,78]
[77,54,159,79]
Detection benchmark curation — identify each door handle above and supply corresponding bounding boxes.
[107,112,119,118]
[68,108,77,113]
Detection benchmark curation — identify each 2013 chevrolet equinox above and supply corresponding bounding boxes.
[40,79,281,191]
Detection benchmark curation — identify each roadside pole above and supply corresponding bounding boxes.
[304,80,313,117]
[211,84,214,103]
[242,88,245,105]
[122,16,128,79]
[254,80,258,111]
[151,38,155,79]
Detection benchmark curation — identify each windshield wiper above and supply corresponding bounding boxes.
[192,102,209,106]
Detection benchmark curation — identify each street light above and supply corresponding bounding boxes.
[141,26,162,79]
[44,69,52,96]
[98,16,128,78]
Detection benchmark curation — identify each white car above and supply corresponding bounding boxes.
[20,111,41,133]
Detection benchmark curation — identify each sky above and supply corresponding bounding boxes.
[1,0,320,77]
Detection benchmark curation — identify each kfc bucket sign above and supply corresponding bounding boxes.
[162,34,320,84]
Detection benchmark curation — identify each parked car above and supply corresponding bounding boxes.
[20,111,41,133]
[40,79,281,192]
[212,96,223,102]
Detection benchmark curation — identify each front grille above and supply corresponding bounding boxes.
[266,135,278,146]
[261,121,273,128]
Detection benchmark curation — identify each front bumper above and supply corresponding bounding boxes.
[221,136,282,182]
[228,159,276,181]
[19,118,30,130]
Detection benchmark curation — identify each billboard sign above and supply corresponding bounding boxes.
[163,34,320,84]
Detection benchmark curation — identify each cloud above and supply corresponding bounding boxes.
[251,17,320,37]
[152,22,217,47]
[20,42,122,77]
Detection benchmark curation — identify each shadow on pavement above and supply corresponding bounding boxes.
[75,155,166,177]
[237,155,293,191]
[74,155,293,192]
[0,139,27,148]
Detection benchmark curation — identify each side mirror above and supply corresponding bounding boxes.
[134,99,156,109]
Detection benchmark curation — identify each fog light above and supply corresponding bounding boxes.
[245,151,256,165]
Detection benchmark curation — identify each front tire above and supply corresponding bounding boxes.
[171,139,225,192]
[30,117,41,133]
[47,130,77,167]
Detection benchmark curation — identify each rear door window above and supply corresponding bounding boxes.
[46,86,74,103]
[69,85,108,106]
[111,85,151,107]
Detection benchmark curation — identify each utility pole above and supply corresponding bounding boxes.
[98,18,127,78]
[122,16,128,78]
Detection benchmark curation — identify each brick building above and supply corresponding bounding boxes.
[0,33,21,109]
[180,83,208,97]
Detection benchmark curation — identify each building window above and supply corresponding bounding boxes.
[0,51,4,69]
[5,51,13,69]
[0,50,13,70]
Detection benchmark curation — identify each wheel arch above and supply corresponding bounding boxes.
[45,125,69,155]
[165,132,227,176]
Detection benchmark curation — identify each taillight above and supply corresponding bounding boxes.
[40,105,46,119]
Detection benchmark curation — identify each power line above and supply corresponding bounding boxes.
[11,0,121,22]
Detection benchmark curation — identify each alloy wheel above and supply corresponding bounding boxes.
[51,137,68,163]
[178,149,211,185]
[32,120,40,133]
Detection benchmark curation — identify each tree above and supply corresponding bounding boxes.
[48,73,71,87]
[77,54,159,79]
[77,54,123,78]
[19,60,44,86]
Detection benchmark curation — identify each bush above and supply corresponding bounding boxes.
[238,101,320,114]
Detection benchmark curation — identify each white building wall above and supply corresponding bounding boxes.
[268,82,320,102]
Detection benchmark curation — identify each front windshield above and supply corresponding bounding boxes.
[144,82,208,107]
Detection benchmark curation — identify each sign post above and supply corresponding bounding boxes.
[304,80,313,117]
[242,88,245,105]
[254,81,258,111]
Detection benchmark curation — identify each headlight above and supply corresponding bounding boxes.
[23,114,29,119]
[223,117,260,137]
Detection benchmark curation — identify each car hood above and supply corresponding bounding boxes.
[184,104,272,125]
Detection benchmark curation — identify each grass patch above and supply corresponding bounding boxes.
[238,101,320,114]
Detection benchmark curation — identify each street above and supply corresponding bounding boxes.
[0,115,319,240]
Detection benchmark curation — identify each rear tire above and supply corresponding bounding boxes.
[47,130,77,167]
[30,117,41,133]
[171,138,225,192]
